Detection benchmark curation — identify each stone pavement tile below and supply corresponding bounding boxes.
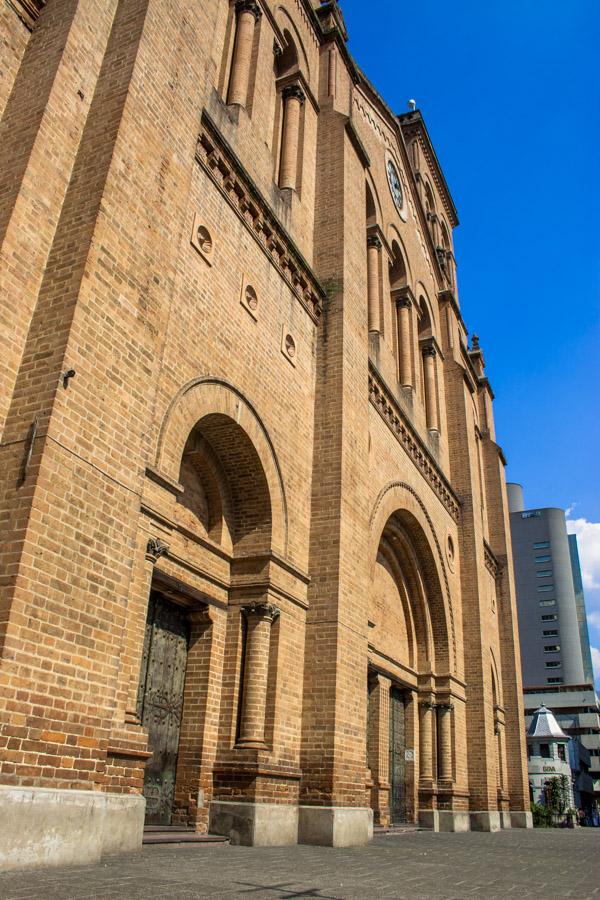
[1,830,600,899]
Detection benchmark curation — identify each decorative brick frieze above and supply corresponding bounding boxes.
[484,540,501,579]
[368,363,460,521]
[196,113,325,322]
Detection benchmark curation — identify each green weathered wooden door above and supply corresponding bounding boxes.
[389,687,407,824]
[137,592,190,826]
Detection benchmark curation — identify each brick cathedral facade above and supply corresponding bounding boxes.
[0,0,531,870]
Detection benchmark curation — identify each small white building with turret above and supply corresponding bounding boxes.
[527,704,574,809]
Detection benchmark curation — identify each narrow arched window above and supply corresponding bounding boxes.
[440,220,455,290]
[424,181,438,244]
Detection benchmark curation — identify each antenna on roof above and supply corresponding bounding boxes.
[407,99,416,111]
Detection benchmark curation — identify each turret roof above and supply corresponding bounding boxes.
[527,704,570,741]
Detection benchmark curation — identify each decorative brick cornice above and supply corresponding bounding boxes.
[197,112,325,322]
[398,111,459,228]
[368,363,460,521]
[484,541,501,579]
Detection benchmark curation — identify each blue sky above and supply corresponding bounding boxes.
[341,0,600,680]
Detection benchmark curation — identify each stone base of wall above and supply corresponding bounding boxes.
[469,810,502,832]
[298,806,373,847]
[510,810,533,829]
[209,800,299,846]
[419,809,471,832]
[0,786,145,872]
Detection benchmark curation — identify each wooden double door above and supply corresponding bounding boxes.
[137,592,190,825]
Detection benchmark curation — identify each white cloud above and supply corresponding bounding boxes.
[567,518,600,592]
[591,647,600,683]
[587,611,600,630]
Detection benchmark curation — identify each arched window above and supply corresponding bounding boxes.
[275,29,300,80]
[440,220,455,289]
[424,181,439,244]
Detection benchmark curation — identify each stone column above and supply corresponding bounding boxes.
[237,601,280,749]
[419,698,435,783]
[279,84,305,190]
[367,235,381,333]
[404,690,419,822]
[397,298,413,388]
[367,673,391,825]
[328,45,337,97]
[422,346,439,432]
[437,702,453,783]
[227,1,261,107]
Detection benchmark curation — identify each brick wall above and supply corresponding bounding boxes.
[0,0,528,833]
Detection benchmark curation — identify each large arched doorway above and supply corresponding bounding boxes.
[138,410,275,826]
[367,505,451,826]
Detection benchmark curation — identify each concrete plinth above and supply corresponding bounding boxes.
[0,786,145,872]
[469,810,502,832]
[209,800,298,846]
[510,810,533,829]
[298,806,373,847]
[419,809,470,832]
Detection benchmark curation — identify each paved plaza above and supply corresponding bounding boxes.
[2,829,600,899]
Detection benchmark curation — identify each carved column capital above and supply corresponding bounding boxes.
[419,699,436,711]
[235,0,261,20]
[436,702,454,712]
[397,296,412,310]
[282,83,305,105]
[241,601,280,624]
[145,537,169,563]
[422,345,437,359]
[367,234,382,250]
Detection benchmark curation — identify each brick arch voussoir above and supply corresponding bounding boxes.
[370,481,456,672]
[155,377,288,555]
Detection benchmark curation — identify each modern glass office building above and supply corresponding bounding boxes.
[508,484,600,796]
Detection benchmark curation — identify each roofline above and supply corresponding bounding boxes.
[524,683,597,693]
[300,4,459,238]
[398,110,459,227]
[352,67,447,287]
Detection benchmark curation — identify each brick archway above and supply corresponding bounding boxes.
[369,481,456,673]
[155,377,288,556]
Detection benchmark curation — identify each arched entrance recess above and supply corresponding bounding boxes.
[367,482,455,826]
[138,379,287,827]
[156,377,288,555]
